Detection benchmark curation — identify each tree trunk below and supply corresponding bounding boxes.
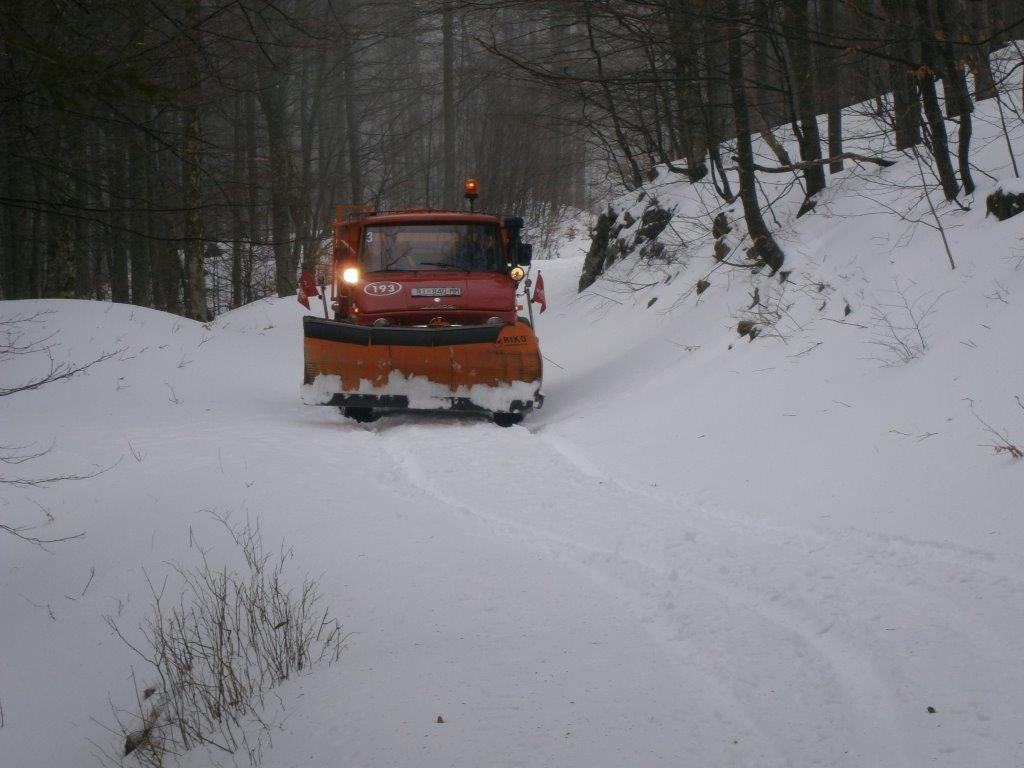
[4,148,30,298]
[918,74,960,201]
[890,62,922,149]
[340,1,363,204]
[245,91,258,305]
[914,0,960,201]
[442,1,456,206]
[726,0,784,273]
[957,108,975,195]
[753,107,792,166]
[231,97,243,309]
[973,52,997,101]
[29,173,43,297]
[584,3,644,189]
[701,0,733,201]
[129,119,151,307]
[148,116,180,315]
[879,0,922,150]
[256,39,297,298]
[182,0,207,320]
[668,0,708,181]
[264,103,295,297]
[967,0,997,100]
[73,130,94,299]
[821,0,843,173]
[935,0,976,195]
[785,0,826,214]
[108,135,130,304]
[45,127,74,298]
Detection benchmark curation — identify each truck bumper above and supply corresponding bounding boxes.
[313,393,540,413]
[301,317,543,414]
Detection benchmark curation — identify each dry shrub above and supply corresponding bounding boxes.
[103,516,345,767]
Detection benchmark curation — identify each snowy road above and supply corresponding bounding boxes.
[334,416,1022,767]
[3,233,1023,767]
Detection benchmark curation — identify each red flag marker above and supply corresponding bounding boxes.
[297,269,318,310]
[531,271,547,314]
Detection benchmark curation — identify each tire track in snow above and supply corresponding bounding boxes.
[535,429,1024,767]
[368,423,931,766]
[368,423,787,763]
[541,427,1018,578]
[539,428,1024,646]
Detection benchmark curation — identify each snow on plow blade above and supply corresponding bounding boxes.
[301,316,543,413]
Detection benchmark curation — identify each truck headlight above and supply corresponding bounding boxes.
[342,267,360,284]
[510,266,525,282]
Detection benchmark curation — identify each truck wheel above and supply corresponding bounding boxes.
[492,412,523,428]
[342,406,379,423]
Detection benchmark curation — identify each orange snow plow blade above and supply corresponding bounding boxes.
[301,317,543,414]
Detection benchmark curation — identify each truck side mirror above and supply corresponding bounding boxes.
[504,217,524,243]
[517,243,533,266]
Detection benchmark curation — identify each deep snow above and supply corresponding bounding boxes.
[3,78,1024,768]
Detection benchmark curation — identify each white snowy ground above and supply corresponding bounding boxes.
[4,88,1024,768]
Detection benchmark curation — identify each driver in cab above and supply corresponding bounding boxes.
[455,227,498,271]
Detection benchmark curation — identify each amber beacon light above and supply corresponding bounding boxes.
[464,178,479,200]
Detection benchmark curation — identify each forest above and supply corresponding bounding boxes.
[1,0,1021,318]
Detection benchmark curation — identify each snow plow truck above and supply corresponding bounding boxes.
[301,181,543,426]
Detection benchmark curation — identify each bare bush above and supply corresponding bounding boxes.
[103,517,346,767]
[968,399,1023,461]
[866,281,948,366]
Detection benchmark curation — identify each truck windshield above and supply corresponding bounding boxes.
[362,223,504,273]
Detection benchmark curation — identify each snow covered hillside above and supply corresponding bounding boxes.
[4,102,1024,768]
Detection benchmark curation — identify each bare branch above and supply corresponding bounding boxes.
[0,523,85,548]
[0,458,118,488]
[970,405,1023,460]
[729,152,897,174]
[0,348,124,398]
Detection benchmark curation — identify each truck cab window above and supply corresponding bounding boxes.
[362,223,503,272]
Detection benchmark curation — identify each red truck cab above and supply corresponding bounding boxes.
[332,211,528,327]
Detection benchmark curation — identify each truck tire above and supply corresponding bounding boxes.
[492,412,523,427]
[342,406,380,423]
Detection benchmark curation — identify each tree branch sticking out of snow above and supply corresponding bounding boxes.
[1,313,123,543]
[102,515,347,767]
[0,347,122,398]
[0,444,116,490]
[911,147,958,271]
[0,311,123,398]
[866,281,948,367]
[967,399,1023,461]
[1,440,115,550]
[0,522,85,549]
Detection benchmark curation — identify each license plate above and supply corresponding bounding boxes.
[411,287,461,297]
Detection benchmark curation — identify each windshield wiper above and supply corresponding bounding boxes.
[419,262,465,270]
